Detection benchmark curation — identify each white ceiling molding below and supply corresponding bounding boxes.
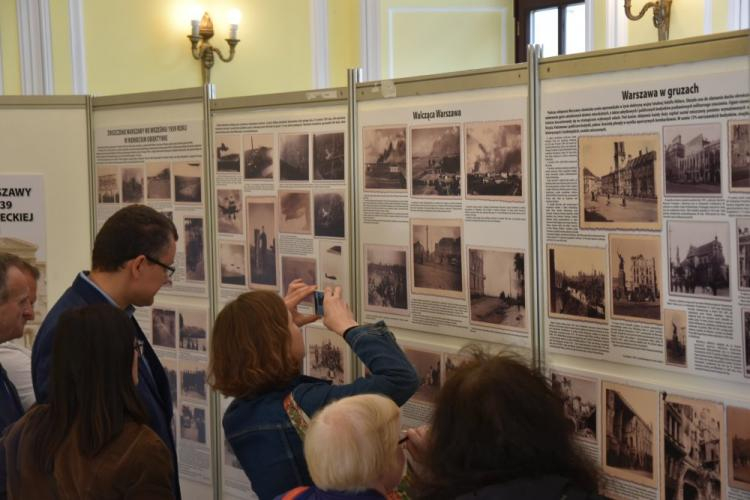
[704,0,713,34]
[728,0,750,29]
[360,0,381,82]
[17,0,54,95]
[68,0,87,94]
[311,0,330,89]
[606,0,628,49]
[585,0,594,51]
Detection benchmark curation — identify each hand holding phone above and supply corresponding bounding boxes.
[314,290,325,316]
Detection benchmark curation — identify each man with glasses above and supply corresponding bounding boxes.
[31,204,182,499]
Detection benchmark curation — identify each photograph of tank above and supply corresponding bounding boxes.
[281,256,317,305]
[173,162,202,203]
[663,123,721,195]
[184,217,205,281]
[180,404,207,445]
[668,221,730,299]
[279,133,309,181]
[728,405,750,491]
[548,245,606,322]
[151,308,176,349]
[180,362,207,402]
[279,190,311,234]
[319,243,345,292]
[465,121,523,199]
[729,120,750,192]
[468,247,526,331]
[411,219,463,299]
[609,234,662,322]
[247,197,277,287]
[313,191,345,238]
[404,347,441,404]
[313,132,345,181]
[363,126,407,190]
[215,134,241,172]
[121,166,144,203]
[365,244,408,315]
[663,309,687,368]
[550,372,597,442]
[411,125,461,197]
[146,162,171,200]
[179,308,207,352]
[738,219,750,290]
[217,188,243,234]
[305,326,351,385]
[243,133,273,179]
[219,242,245,286]
[97,165,120,203]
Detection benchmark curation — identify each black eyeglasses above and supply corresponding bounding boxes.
[145,255,176,278]
[134,339,145,357]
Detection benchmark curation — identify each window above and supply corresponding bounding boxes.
[514,0,587,62]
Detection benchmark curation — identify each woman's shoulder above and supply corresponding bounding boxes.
[119,422,171,456]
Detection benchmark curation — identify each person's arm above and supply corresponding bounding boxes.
[0,346,34,410]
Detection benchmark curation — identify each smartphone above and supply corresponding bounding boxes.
[313,291,325,316]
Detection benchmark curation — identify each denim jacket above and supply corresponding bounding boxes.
[222,321,419,500]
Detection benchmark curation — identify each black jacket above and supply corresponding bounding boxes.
[454,475,608,500]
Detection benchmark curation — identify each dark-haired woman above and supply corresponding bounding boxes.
[0,304,173,499]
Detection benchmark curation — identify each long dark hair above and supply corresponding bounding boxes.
[414,350,599,499]
[29,304,148,471]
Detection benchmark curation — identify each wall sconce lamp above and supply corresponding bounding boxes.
[188,11,241,84]
[624,0,673,41]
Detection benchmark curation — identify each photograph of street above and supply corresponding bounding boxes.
[411,125,461,197]
[730,120,750,192]
[728,405,750,492]
[548,245,606,322]
[180,404,207,445]
[668,221,730,299]
[247,197,277,287]
[243,133,274,179]
[663,123,721,195]
[180,362,207,402]
[411,219,463,299]
[363,126,407,190]
[609,234,662,322]
[663,309,687,368]
[215,134,241,172]
[121,166,144,203]
[465,121,523,200]
[404,347,441,404]
[365,244,408,315]
[173,162,202,203]
[146,162,171,200]
[551,372,597,442]
[468,247,526,331]
[279,133,309,181]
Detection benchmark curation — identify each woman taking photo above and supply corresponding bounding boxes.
[210,282,418,500]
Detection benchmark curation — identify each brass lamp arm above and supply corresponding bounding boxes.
[623,0,655,21]
[213,39,240,63]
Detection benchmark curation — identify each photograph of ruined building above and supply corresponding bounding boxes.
[668,221,730,299]
[411,219,463,299]
[465,121,523,200]
[363,126,407,190]
[548,245,606,322]
[468,247,525,331]
[664,309,687,368]
[411,125,461,197]
[551,372,597,442]
[729,120,750,191]
[610,234,662,322]
[663,123,721,195]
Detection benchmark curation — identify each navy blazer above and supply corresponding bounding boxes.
[0,363,23,434]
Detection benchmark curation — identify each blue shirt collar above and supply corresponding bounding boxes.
[78,271,136,317]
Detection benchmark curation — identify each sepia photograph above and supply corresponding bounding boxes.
[180,404,207,445]
[548,245,606,322]
[362,126,407,190]
[173,162,202,203]
[404,347,441,404]
[744,310,750,379]
[97,165,120,203]
[180,362,207,402]
[279,190,311,234]
[579,134,661,230]
[184,217,205,281]
[609,234,662,323]
[663,309,687,368]
[247,197,277,287]
[728,405,750,491]
[729,120,750,192]
[179,308,207,352]
[243,133,274,180]
[411,125,461,197]
[320,242,345,291]
[602,381,658,487]
[161,358,177,408]
[668,221,730,299]
[465,121,523,200]
[313,191,345,238]
[151,308,176,349]
[662,394,723,500]
[550,372,597,442]
[146,162,171,200]
[305,326,351,384]
[279,133,309,181]
[365,244,408,315]
[411,219,463,299]
[737,218,750,290]
[219,242,246,286]
[121,166,144,203]
[469,247,526,331]
[281,256,317,304]
[215,134,241,172]
[663,123,721,195]
[217,188,243,234]
[313,132,345,181]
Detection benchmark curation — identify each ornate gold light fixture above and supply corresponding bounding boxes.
[624,0,673,41]
[188,11,241,84]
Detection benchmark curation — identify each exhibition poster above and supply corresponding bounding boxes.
[220,396,258,500]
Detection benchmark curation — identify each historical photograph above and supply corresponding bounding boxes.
[173,162,202,203]
[180,404,207,445]
[151,308,176,349]
[305,326,350,384]
[404,347,441,404]
[411,125,461,197]
[602,381,658,487]
[365,244,408,315]
[161,358,177,408]
[179,308,207,352]
[217,188,243,234]
[469,247,526,331]
[663,123,721,195]
[146,162,171,200]
[320,242,345,291]
[281,256,317,304]
[744,309,750,379]
[663,309,687,368]
[180,362,207,402]
[443,354,471,383]
[662,394,723,500]
[609,234,662,322]
[243,133,274,180]
[729,120,750,192]
[579,134,661,230]
[668,220,730,299]
[121,166,144,203]
[411,219,463,299]
[737,218,750,290]
[728,405,750,491]
[550,372,597,442]
[279,190,311,234]
[313,191,345,238]
[247,197,277,287]
[362,126,407,190]
[465,121,523,200]
[184,217,205,281]
[279,133,309,181]
[313,132,345,181]
[215,134,241,172]
[548,245,606,322]
[219,242,246,286]
[97,165,120,203]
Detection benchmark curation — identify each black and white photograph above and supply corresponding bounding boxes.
[219,242,246,286]
[243,133,274,179]
[365,244,408,315]
[282,256,317,304]
[217,188,243,234]
[609,234,662,323]
[663,309,687,368]
[313,191,345,238]
[728,405,750,492]
[602,381,658,487]
[320,242,345,291]
[179,308,207,352]
[180,404,207,445]
[362,126,407,190]
[729,120,750,192]
[579,134,661,231]
[738,218,750,289]
[180,362,207,402]
[404,347,441,404]
[121,166,144,203]
[279,133,309,181]
[97,165,120,203]
[662,394,723,500]
[663,123,721,195]
[305,326,351,385]
[668,221,730,299]
[411,125,461,197]
[146,162,171,200]
[173,162,202,203]
[247,197,277,287]
[161,358,177,408]
[411,219,463,299]
[279,190,311,234]
[469,247,526,331]
[151,308,176,349]
[548,245,606,322]
[550,372,597,442]
[744,309,750,379]
[313,132,345,181]
[184,217,205,281]
[215,134,241,172]
[465,121,523,200]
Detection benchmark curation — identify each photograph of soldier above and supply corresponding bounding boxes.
[151,307,176,349]
[97,165,120,203]
[184,217,205,281]
[550,372,597,442]
[179,308,207,352]
[161,358,177,409]
[279,133,309,181]
[180,363,207,402]
[728,405,750,491]
[548,245,607,322]
[411,125,461,197]
[219,242,246,286]
[247,197,277,287]
[320,243,345,292]
[668,220,730,299]
[404,347,441,404]
[602,381,658,488]
[121,166,144,203]
[146,162,171,200]
[217,188,243,234]
[579,134,661,231]
[281,256,317,305]
[737,218,750,290]
[411,219,464,299]
[663,309,687,368]
[215,133,241,172]
[469,247,526,331]
[729,120,750,192]
[243,132,274,179]
[313,191,345,238]
[279,190,312,234]
[365,244,408,315]
[313,132,345,181]
[663,123,721,195]
[180,404,207,445]
[305,326,351,385]
[465,120,523,200]
[609,234,662,322]
[173,161,202,203]
[662,394,723,500]
[744,310,750,379]
[363,126,407,190]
